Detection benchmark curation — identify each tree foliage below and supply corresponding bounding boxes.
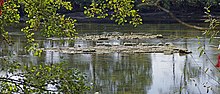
[0,0,90,93]
[60,0,220,13]
[19,0,77,55]
[84,0,143,27]
[0,0,20,44]
[141,0,219,8]
[0,0,78,55]
[82,0,220,30]
[0,60,89,93]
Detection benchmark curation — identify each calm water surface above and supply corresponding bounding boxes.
[0,23,220,94]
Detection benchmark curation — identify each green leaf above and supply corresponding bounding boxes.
[36,72,40,76]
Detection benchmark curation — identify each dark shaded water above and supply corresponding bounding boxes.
[0,23,220,94]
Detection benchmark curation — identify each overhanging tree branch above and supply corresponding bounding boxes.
[139,0,209,30]
[156,5,208,30]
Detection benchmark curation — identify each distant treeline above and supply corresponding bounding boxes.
[17,0,220,16]
[62,0,220,12]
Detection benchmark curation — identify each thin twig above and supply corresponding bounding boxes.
[204,52,220,72]
[190,54,220,85]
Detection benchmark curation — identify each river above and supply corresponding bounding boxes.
[0,23,220,94]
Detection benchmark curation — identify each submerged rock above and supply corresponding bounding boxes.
[179,49,192,55]
[78,33,163,40]
[82,49,96,53]
[43,33,191,55]
[97,38,109,40]
[157,42,164,46]
[139,43,154,46]
[124,43,137,46]
[165,42,174,46]
[42,45,192,55]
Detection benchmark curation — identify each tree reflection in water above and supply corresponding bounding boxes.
[0,24,219,93]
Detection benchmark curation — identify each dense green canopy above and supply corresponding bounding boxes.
[65,0,220,12]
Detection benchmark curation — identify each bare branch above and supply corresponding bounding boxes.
[138,0,209,30]
[156,5,208,30]
[155,0,160,5]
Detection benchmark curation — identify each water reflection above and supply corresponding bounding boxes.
[42,38,219,94]
[45,51,60,63]
[0,24,219,93]
[1,38,219,93]
[148,54,178,94]
[88,53,152,94]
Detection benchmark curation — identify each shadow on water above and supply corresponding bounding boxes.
[0,23,219,94]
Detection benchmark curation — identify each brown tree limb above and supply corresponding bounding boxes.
[156,5,209,30]
[138,0,209,30]
[153,0,209,30]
